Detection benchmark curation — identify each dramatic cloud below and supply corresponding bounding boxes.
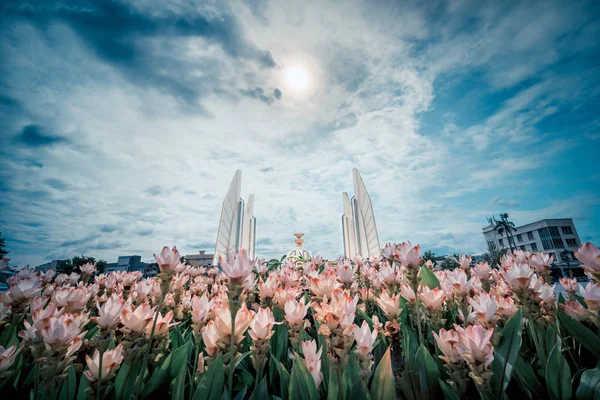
[1,0,599,267]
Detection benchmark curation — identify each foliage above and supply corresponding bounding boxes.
[0,226,8,257]
[0,241,599,400]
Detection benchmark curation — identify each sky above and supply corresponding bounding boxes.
[1,0,599,267]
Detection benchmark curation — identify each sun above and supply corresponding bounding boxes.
[285,66,309,92]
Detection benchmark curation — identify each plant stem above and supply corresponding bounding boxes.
[97,349,104,400]
[33,362,40,400]
[228,304,237,400]
[190,339,200,400]
[415,295,424,344]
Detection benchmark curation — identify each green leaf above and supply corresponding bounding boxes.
[546,343,572,400]
[142,353,172,397]
[272,354,291,400]
[346,355,369,400]
[233,387,247,400]
[439,379,460,400]
[193,354,225,400]
[419,265,440,289]
[58,364,77,400]
[170,341,192,378]
[289,355,318,400]
[370,346,396,400]
[513,356,545,398]
[558,310,600,359]
[576,367,600,400]
[171,356,187,400]
[415,345,440,400]
[234,350,253,371]
[76,373,90,400]
[491,308,524,398]
[114,359,133,400]
[327,365,340,400]
[249,376,269,400]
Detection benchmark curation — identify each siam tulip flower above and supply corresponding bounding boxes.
[146,310,177,338]
[84,345,124,382]
[335,259,356,284]
[248,307,281,341]
[220,248,253,281]
[42,312,87,349]
[0,344,21,374]
[382,243,396,262]
[433,328,462,364]
[242,274,257,294]
[258,275,280,301]
[375,291,402,320]
[79,262,96,275]
[378,264,398,286]
[214,302,255,343]
[40,269,55,284]
[512,249,530,264]
[312,255,323,267]
[68,272,81,284]
[92,293,125,328]
[284,298,309,327]
[575,243,600,280]
[501,262,534,289]
[202,321,222,356]
[536,283,556,304]
[424,260,435,270]
[0,303,11,326]
[308,270,342,299]
[467,292,499,327]
[455,324,494,368]
[472,262,492,280]
[419,286,445,310]
[255,260,269,275]
[560,301,591,322]
[154,246,182,274]
[353,320,377,358]
[301,340,323,389]
[559,277,579,294]
[66,286,91,312]
[273,285,303,307]
[396,242,422,269]
[120,303,155,334]
[579,282,600,311]
[172,273,190,292]
[191,294,214,328]
[458,255,472,270]
[529,252,554,274]
[496,297,519,318]
[279,264,301,286]
[8,277,42,303]
[197,353,205,374]
[352,255,364,267]
[445,269,473,296]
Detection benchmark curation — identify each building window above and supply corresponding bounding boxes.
[527,231,534,240]
[562,226,573,234]
[566,238,577,247]
[516,234,523,242]
[530,243,538,252]
[498,238,504,247]
[538,228,553,250]
[549,226,564,248]
[519,245,526,251]
[487,241,495,249]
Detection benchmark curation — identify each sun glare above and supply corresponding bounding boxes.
[285,66,309,92]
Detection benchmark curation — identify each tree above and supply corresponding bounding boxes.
[57,259,74,274]
[422,250,436,264]
[0,226,8,258]
[488,213,517,252]
[96,259,107,274]
[483,242,507,268]
[439,254,459,270]
[72,255,96,269]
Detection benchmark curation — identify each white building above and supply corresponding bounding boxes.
[213,170,256,265]
[342,168,381,259]
[482,218,582,263]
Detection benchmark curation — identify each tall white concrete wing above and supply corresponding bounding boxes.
[352,168,381,258]
[241,194,256,260]
[214,170,243,265]
[342,192,357,258]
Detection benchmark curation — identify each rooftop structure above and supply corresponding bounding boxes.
[213,170,256,265]
[286,233,312,261]
[185,250,214,267]
[342,168,381,259]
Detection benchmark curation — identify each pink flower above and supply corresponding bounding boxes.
[399,283,416,303]
[220,248,253,280]
[79,262,97,275]
[146,310,177,337]
[258,275,280,300]
[375,291,402,319]
[8,278,42,302]
[92,294,125,328]
[497,296,519,318]
[284,298,309,327]
[84,345,124,382]
[353,320,377,358]
[153,246,182,274]
[580,282,600,311]
[445,269,473,296]
[560,277,579,294]
[575,243,600,277]
[472,262,492,280]
[529,252,554,274]
[467,293,498,327]
[419,286,445,310]
[120,303,155,333]
[536,283,556,304]
[214,303,255,343]
[433,329,462,364]
[455,324,494,368]
[501,262,534,289]
[335,259,356,284]
[560,301,591,322]
[301,340,323,388]
[312,255,323,267]
[249,307,281,341]
[396,242,422,268]
[0,344,21,374]
[191,294,214,326]
[458,255,472,270]
[201,321,222,356]
[42,312,87,349]
[382,243,396,261]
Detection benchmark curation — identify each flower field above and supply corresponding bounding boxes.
[1,242,600,399]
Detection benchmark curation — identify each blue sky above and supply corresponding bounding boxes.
[1,0,599,267]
